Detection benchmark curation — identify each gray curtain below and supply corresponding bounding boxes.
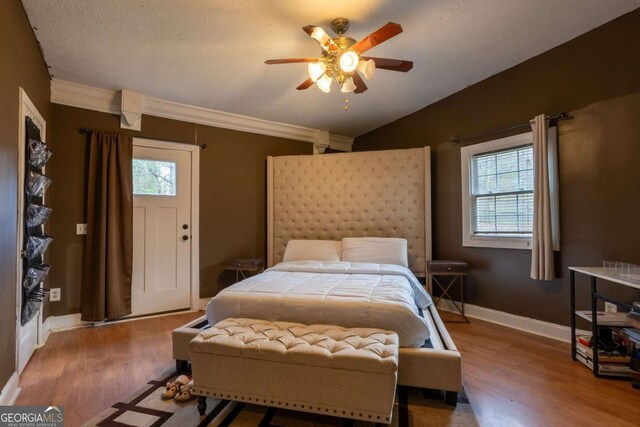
[81,131,133,321]
[530,115,555,281]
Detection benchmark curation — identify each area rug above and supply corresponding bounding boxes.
[83,368,478,426]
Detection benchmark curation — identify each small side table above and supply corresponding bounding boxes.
[225,258,263,282]
[427,260,469,323]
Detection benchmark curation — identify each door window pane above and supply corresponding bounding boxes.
[132,159,176,196]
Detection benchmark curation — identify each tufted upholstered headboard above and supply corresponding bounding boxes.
[267,147,431,276]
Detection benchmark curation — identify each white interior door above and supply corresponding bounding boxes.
[131,145,192,316]
[17,89,46,373]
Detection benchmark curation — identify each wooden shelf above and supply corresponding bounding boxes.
[575,310,631,327]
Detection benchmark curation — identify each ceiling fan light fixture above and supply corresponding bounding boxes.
[341,77,356,93]
[266,19,412,96]
[317,74,332,93]
[339,50,359,73]
[308,62,326,82]
[357,59,376,80]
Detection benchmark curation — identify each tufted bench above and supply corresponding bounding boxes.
[190,318,399,424]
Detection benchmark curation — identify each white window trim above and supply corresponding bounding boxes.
[461,128,560,250]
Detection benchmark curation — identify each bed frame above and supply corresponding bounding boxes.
[172,147,462,403]
[173,304,461,402]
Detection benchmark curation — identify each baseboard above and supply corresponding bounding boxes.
[43,300,584,345]
[436,298,589,343]
[47,313,84,332]
[42,309,203,341]
[39,315,50,346]
[38,313,85,347]
[0,372,21,405]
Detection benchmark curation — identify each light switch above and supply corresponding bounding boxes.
[76,224,87,235]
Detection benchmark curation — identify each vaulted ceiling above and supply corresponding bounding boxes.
[22,0,639,136]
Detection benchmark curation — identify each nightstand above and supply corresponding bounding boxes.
[427,260,469,322]
[225,258,263,282]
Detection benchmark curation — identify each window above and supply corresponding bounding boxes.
[132,159,177,196]
[461,129,559,249]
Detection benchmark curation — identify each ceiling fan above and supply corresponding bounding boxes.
[265,18,413,94]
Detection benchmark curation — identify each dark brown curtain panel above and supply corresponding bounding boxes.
[81,131,133,321]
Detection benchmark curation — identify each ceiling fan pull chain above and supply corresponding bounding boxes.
[344,98,349,111]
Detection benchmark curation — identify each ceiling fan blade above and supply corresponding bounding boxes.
[352,22,403,55]
[302,25,340,53]
[352,72,368,94]
[265,58,320,65]
[296,78,315,90]
[362,56,413,72]
[302,25,316,37]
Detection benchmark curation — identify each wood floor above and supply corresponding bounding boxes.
[16,311,640,426]
[442,313,640,427]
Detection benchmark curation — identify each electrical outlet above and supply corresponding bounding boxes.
[49,288,61,302]
[76,224,87,235]
[604,302,617,313]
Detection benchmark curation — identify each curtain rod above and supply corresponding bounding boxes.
[450,111,572,145]
[78,127,207,149]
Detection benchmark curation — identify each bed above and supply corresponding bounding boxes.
[173,147,462,402]
[174,255,462,402]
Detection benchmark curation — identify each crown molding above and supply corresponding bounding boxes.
[329,134,353,152]
[51,79,353,151]
[51,79,120,114]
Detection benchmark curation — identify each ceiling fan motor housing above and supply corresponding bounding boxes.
[331,17,350,35]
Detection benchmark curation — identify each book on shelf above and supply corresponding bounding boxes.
[577,335,591,347]
[575,310,631,326]
[623,328,640,344]
[575,341,630,364]
[575,352,634,377]
[575,328,638,377]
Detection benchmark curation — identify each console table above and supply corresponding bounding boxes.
[569,267,640,378]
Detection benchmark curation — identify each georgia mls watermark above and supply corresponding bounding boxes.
[0,406,64,427]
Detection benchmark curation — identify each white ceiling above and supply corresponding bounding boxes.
[22,0,639,137]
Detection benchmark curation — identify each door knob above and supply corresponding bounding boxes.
[182,224,189,230]
[182,235,189,241]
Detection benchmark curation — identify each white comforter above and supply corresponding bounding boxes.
[206,261,432,347]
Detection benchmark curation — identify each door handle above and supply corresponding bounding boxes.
[182,235,189,241]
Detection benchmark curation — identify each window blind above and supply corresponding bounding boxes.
[471,145,533,235]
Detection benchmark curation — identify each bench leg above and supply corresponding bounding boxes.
[176,359,189,373]
[197,395,207,416]
[445,391,458,406]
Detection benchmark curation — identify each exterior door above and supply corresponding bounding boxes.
[131,145,192,315]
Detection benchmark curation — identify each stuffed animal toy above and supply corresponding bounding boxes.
[174,379,196,402]
[161,375,190,400]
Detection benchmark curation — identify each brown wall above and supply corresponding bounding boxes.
[355,9,640,326]
[47,105,311,316]
[0,1,51,388]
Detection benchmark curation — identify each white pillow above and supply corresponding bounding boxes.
[282,240,342,262]
[341,237,409,267]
